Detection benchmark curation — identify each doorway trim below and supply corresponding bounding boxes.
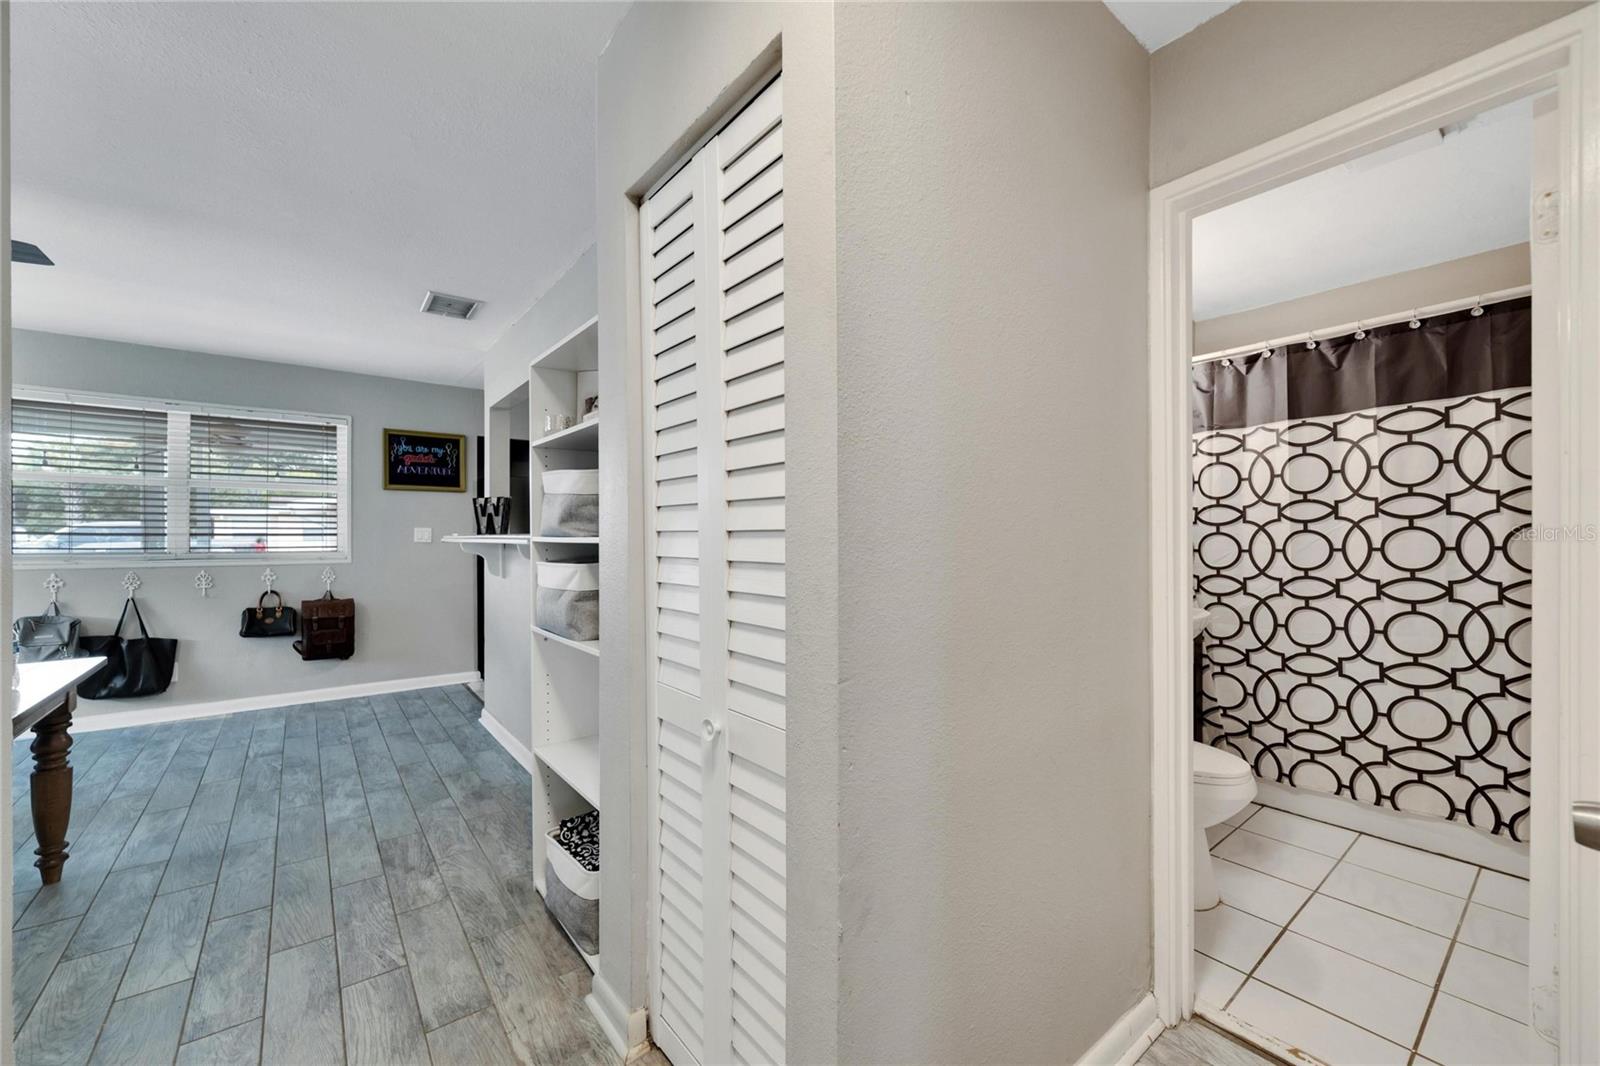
[1146,9,1600,1063]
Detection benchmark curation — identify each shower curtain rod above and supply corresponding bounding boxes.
[1192,284,1533,365]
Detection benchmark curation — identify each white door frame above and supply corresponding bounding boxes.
[1146,8,1600,1063]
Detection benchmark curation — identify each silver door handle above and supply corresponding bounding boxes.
[1576,802,1600,852]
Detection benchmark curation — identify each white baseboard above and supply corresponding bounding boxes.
[1079,993,1162,1065]
[1254,779,1529,878]
[478,706,534,772]
[587,972,649,1059]
[68,671,482,733]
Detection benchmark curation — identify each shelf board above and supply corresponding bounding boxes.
[534,734,600,807]
[530,316,599,373]
[530,418,598,452]
[530,536,598,546]
[531,625,600,659]
[441,534,530,576]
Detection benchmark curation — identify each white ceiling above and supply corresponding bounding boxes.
[10,1,627,388]
[1192,98,1533,321]
[1103,1,1238,52]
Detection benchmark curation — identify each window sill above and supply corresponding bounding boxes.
[13,553,353,571]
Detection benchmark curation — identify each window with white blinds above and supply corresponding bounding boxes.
[12,389,349,562]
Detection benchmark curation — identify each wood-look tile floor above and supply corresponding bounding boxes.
[9,685,617,1066]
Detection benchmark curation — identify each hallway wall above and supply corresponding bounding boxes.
[1150,1,1587,186]
[833,3,1152,1061]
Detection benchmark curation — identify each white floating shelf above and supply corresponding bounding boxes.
[530,536,599,546]
[532,624,600,659]
[530,419,598,452]
[530,316,599,373]
[534,734,601,808]
[441,534,530,576]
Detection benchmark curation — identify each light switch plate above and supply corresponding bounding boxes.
[414,527,432,543]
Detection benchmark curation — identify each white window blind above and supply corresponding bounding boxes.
[11,389,349,563]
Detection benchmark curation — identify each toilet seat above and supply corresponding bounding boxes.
[1193,742,1251,785]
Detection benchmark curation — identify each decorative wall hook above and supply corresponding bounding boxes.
[195,570,214,598]
[261,568,278,593]
[320,566,337,593]
[43,572,64,606]
[121,571,142,596]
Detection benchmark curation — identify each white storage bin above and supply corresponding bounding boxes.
[540,469,599,537]
[536,561,599,641]
[545,828,599,956]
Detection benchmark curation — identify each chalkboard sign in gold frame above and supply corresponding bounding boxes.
[383,428,467,492]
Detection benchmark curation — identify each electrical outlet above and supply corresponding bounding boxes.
[414,527,432,543]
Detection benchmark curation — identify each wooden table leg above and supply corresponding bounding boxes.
[29,692,74,885]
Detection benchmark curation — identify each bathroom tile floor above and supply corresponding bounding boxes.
[1197,804,1546,1066]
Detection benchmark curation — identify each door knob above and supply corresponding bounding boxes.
[702,717,723,743]
[1576,801,1600,852]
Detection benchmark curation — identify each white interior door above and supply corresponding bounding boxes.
[644,71,787,1066]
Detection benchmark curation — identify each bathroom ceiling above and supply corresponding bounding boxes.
[1103,1,1238,52]
[9,1,627,388]
[1192,97,1533,322]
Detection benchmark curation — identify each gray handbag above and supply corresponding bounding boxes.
[13,601,81,662]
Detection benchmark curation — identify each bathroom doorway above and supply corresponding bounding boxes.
[1146,11,1600,1066]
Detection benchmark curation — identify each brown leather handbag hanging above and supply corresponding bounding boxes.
[295,591,355,660]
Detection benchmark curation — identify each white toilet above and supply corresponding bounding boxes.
[1192,742,1256,910]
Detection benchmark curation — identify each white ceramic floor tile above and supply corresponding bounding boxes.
[1319,861,1466,938]
[1471,869,1530,918]
[1194,903,1280,973]
[1213,857,1313,926]
[1418,992,1555,1066]
[1193,952,1246,1009]
[1344,836,1477,897]
[1223,803,1260,828]
[1212,828,1338,889]
[1242,807,1358,858]
[1457,902,1529,965]
[1226,980,1411,1066]
[1205,822,1239,849]
[1254,931,1433,1046]
[1441,943,1529,1023]
[1288,893,1450,985]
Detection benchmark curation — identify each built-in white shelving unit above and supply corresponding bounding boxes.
[526,315,602,967]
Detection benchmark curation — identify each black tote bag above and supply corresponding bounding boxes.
[78,597,178,700]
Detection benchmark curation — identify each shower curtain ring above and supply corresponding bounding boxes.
[1354,322,1367,340]
[1304,333,1317,350]
[1471,298,1484,317]
[1409,311,1422,329]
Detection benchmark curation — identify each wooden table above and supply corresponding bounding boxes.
[12,658,105,885]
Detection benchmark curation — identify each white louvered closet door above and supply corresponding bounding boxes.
[645,71,786,1066]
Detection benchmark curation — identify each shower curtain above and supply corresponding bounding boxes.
[1191,297,1532,842]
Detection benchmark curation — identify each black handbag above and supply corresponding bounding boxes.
[78,596,178,700]
[240,590,299,638]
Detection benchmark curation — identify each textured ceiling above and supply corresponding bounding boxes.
[10,1,627,387]
[1193,98,1532,321]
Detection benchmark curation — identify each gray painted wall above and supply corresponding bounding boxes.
[833,4,1152,1061]
[12,329,482,721]
[1150,1,1586,186]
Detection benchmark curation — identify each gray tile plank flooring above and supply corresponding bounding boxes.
[10,685,612,1066]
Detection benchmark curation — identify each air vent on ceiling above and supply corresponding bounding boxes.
[11,241,54,266]
[420,290,480,320]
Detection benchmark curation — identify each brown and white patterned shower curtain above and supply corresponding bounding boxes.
[1191,298,1533,841]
